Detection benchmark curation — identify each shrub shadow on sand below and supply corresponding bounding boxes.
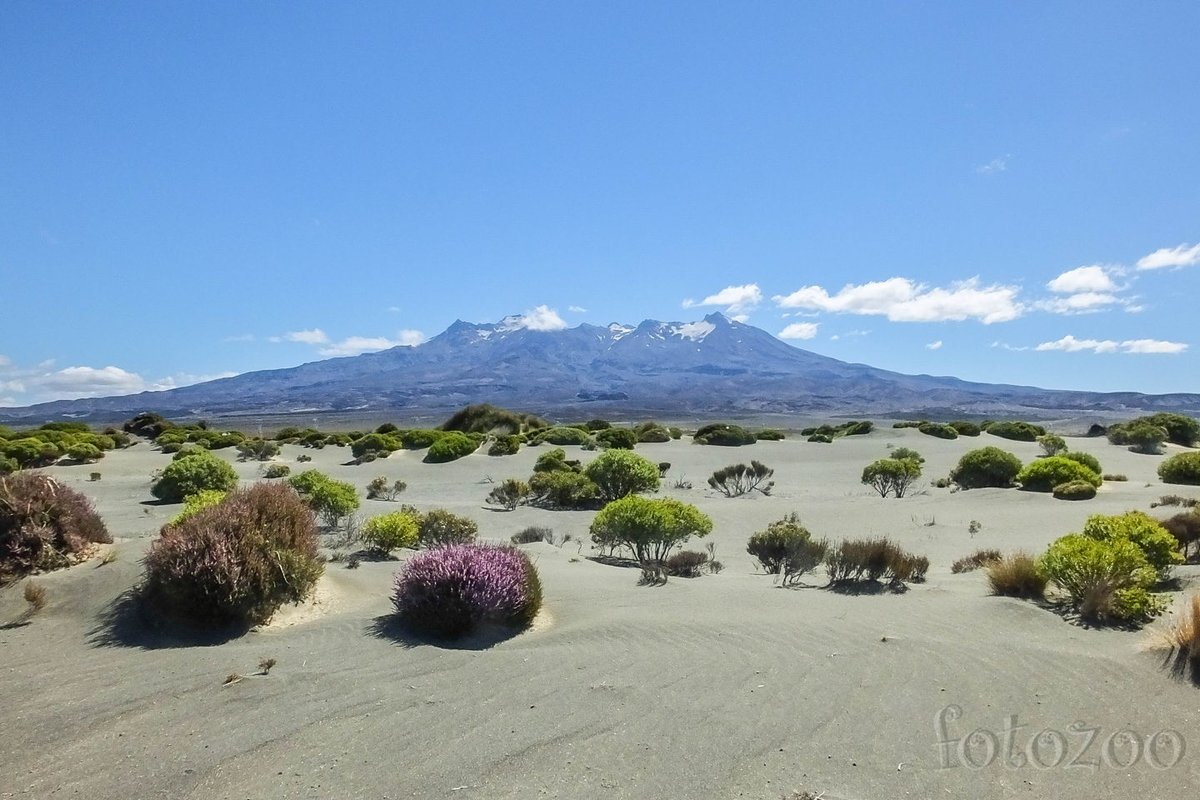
[89,589,249,649]
[366,613,525,651]
[1156,648,1200,686]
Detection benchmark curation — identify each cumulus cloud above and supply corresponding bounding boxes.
[568,305,588,314]
[778,322,819,340]
[1034,292,1125,315]
[926,340,943,350]
[772,277,1022,324]
[975,155,1010,175]
[1035,335,1187,355]
[1137,242,1200,271]
[682,283,763,314]
[317,330,425,357]
[501,305,569,332]
[283,328,329,345]
[1046,265,1118,294]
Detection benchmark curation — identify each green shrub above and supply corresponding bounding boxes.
[1110,413,1200,448]
[152,451,238,503]
[1039,534,1164,623]
[1017,456,1101,493]
[634,422,673,443]
[362,510,420,554]
[168,489,228,526]
[287,470,359,526]
[486,479,530,510]
[1037,434,1067,456]
[892,420,924,429]
[918,422,958,440]
[65,442,103,463]
[0,456,17,475]
[984,421,1046,442]
[351,432,402,460]
[693,423,756,446]
[123,412,174,439]
[824,538,925,586]
[0,473,111,579]
[142,482,322,627]
[440,403,548,435]
[589,495,712,563]
[594,427,638,449]
[487,435,521,456]
[528,470,599,508]
[1081,511,1182,576]
[1053,481,1097,501]
[1159,452,1200,486]
[755,429,785,441]
[950,447,1022,489]
[948,421,982,437]
[985,552,1047,598]
[1061,451,1102,475]
[584,449,661,501]
[417,509,479,547]
[807,434,832,444]
[397,429,445,449]
[262,463,291,479]
[236,438,281,462]
[534,426,593,446]
[584,419,612,431]
[424,431,479,463]
[533,447,578,473]
[861,458,922,498]
[746,513,828,585]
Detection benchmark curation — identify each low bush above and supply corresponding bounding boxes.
[747,513,819,575]
[950,447,1022,489]
[584,449,661,501]
[594,427,638,449]
[1159,452,1200,486]
[1081,511,1182,577]
[1110,413,1200,448]
[824,537,925,587]
[634,422,673,443]
[168,489,228,526]
[487,435,521,456]
[398,429,445,449]
[890,447,924,463]
[366,476,407,501]
[362,510,420,554]
[807,434,832,444]
[142,483,322,627]
[486,479,530,510]
[1152,494,1198,509]
[664,550,708,577]
[236,438,281,462]
[533,447,578,473]
[1102,473,1128,482]
[1017,456,1101,493]
[861,458,921,498]
[589,496,712,563]
[417,509,478,547]
[151,451,238,503]
[440,404,548,435]
[262,463,291,479]
[708,460,775,497]
[528,470,600,508]
[534,426,593,446]
[892,420,924,429]
[984,421,1046,442]
[918,422,958,440]
[948,421,982,437]
[65,442,103,463]
[424,432,480,463]
[1107,420,1168,454]
[1053,480,1097,501]
[755,429,785,441]
[0,473,111,579]
[288,470,360,526]
[1037,434,1067,456]
[511,526,553,545]
[392,544,542,638]
[951,549,1002,574]
[693,423,757,446]
[1039,534,1164,623]
[1061,451,1102,475]
[986,552,1047,598]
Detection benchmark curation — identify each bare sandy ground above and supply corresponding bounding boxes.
[3,426,1199,799]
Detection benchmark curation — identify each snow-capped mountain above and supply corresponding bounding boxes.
[3,312,1199,423]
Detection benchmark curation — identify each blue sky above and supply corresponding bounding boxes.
[2,2,1198,406]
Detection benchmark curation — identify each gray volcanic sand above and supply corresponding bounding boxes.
[3,427,1199,799]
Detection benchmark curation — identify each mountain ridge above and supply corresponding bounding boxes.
[3,312,1199,424]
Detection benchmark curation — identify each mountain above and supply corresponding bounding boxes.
[3,312,1199,424]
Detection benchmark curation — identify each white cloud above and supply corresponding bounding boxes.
[499,305,569,332]
[1137,242,1200,271]
[975,155,1010,175]
[778,322,819,340]
[926,340,943,350]
[772,277,1022,324]
[284,328,329,345]
[1035,292,1124,315]
[682,283,763,314]
[0,355,10,367]
[568,305,588,313]
[730,313,750,323]
[317,330,425,357]
[0,361,239,405]
[1047,265,1118,294]
[386,306,401,313]
[1035,335,1187,355]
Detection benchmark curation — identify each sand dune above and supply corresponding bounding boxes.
[2,426,1199,799]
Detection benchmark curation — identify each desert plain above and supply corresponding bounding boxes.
[2,421,1199,800]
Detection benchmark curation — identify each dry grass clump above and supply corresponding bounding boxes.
[985,552,1047,599]
[1159,511,1200,562]
[951,548,1002,574]
[1102,473,1128,482]
[1151,494,1198,509]
[1145,593,1200,682]
[1,472,111,580]
[825,537,927,588]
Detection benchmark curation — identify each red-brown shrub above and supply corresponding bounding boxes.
[142,482,322,627]
[0,472,110,580]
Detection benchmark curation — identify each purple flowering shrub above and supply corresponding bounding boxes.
[392,544,542,637]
